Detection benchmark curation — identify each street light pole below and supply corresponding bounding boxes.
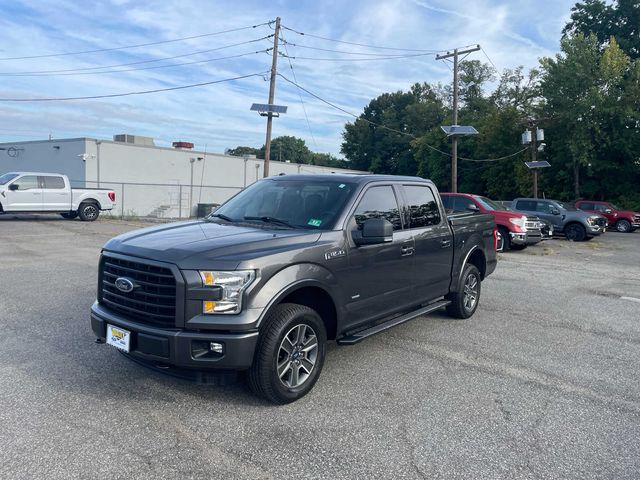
[436,44,480,193]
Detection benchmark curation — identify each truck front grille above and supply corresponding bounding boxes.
[594,217,607,228]
[524,216,541,230]
[100,255,177,327]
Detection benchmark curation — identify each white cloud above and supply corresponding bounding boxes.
[0,0,576,157]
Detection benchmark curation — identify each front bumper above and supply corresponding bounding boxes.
[91,302,259,370]
[586,224,605,235]
[510,230,542,246]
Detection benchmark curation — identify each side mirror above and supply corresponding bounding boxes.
[466,204,480,212]
[353,218,393,246]
[8,184,18,191]
[551,208,560,215]
[604,208,612,214]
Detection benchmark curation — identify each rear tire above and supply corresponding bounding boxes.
[615,219,632,233]
[249,303,327,404]
[78,203,100,222]
[60,212,78,220]
[565,223,586,241]
[446,264,481,319]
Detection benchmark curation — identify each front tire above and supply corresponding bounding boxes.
[446,264,481,319]
[565,223,586,241]
[249,303,327,404]
[78,203,100,222]
[498,227,511,251]
[615,219,632,233]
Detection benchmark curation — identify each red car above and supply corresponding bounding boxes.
[575,200,640,233]
[441,193,542,251]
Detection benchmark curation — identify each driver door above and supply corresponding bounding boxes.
[4,175,43,211]
[341,184,415,330]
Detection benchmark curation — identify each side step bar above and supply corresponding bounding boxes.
[337,299,451,345]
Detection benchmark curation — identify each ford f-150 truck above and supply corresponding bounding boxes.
[0,172,115,221]
[91,174,497,403]
[511,197,607,241]
[575,200,640,233]
[441,192,542,251]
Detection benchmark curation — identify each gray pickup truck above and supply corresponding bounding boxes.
[511,198,607,241]
[91,174,497,403]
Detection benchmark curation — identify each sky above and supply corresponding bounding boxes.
[0,0,577,157]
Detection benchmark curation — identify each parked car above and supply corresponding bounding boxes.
[575,200,640,233]
[441,192,542,251]
[511,198,606,241]
[91,174,497,403]
[0,172,115,221]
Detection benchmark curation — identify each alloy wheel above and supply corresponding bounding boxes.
[277,324,318,389]
[463,273,479,311]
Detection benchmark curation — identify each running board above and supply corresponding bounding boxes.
[337,299,451,345]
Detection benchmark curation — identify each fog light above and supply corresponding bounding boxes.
[203,301,216,313]
[210,342,224,354]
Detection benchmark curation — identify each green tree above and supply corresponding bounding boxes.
[564,0,640,59]
[225,146,260,157]
[341,83,447,174]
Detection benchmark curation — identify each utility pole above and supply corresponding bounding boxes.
[530,124,538,198]
[436,45,480,192]
[263,16,281,178]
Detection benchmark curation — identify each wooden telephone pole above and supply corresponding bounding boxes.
[436,45,480,192]
[263,16,281,178]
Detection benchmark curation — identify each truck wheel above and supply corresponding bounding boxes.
[615,219,632,233]
[498,227,511,251]
[60,212,78,220]
[565,223,586,241]
[446,264,481,319]
[78,203,100,222]
[249,303,327,404]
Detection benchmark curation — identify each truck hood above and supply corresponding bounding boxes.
[103,220,322,269]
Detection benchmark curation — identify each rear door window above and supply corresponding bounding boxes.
[42,176,65,189]
[516,200,536,210]
[404,185,441,227]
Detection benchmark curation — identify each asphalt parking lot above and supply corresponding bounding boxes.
[1,215,639,479]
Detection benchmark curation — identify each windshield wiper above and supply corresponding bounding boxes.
[243,216,296,228]
[208,213,234,222]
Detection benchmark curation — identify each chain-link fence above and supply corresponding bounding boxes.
[70,180,242,220]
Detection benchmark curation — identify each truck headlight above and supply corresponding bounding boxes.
[199,270,255,314]
[509,216,527,229]
[587,217,597,225]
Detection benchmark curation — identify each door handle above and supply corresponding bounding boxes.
[401,246,414,256]
[441,239,452,248]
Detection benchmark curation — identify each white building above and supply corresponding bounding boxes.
[0,135,365,218]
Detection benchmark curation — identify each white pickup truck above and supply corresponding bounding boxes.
[0,172,116,221]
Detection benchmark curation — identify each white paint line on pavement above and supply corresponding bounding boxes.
[620,296,640,304]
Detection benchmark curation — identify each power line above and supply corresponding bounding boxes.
[279,52,436,62]
[281,31,318,150]
[0,22,274,61]
[277,73,528,162]
[0,50,270,77]
[281,25,441,52]
[0,37,272,76]
[0,71,269,102]
[480,46,499,72]
[279,40,439,57]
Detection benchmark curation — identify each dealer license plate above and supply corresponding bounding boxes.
[106,324,131,352]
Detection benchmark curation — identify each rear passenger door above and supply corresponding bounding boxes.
[343,184,415,329]
[402,184,453,301]
[40,175,70,211]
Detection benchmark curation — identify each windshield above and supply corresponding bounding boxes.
[0,173,18,185]
[554,201,578,211]
[474,196,505,211]
[211,178,356,229]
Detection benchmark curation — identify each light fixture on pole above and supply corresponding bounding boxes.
[250,103,288,178]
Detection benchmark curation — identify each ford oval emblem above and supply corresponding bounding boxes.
[115,277,135,293]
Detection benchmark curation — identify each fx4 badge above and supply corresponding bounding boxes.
[324,249,346,260]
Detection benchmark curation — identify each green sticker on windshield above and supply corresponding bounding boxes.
[308,218,322,227]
